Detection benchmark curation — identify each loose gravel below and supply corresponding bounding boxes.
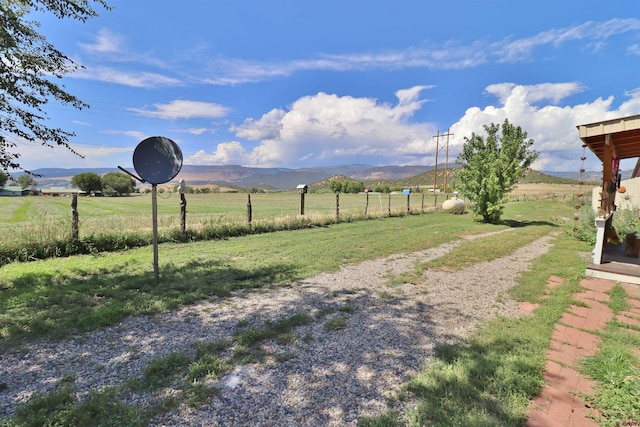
[0,229,554,426]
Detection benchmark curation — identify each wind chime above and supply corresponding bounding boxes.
[573,144,588,234]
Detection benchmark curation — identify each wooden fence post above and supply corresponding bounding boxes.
[388,193,391,215]
[71,193,79,240]
[335,192,339,221]
[364,192,369,216]
[180,193,187,238]
[247,194,252,225]
[406,194,410,214]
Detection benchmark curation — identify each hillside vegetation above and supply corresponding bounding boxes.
[311,168,584,193]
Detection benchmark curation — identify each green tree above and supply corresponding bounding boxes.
[1,0,109,175]
[101,172,135,196]
[17,174,37,189]
[456,119,538,223]
[71,172,102,193]
[373,184,390,193]
[329,180,343,193]
[0,171,8,187]
[343,180,365,194]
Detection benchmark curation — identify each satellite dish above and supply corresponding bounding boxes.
[133,136,183,184]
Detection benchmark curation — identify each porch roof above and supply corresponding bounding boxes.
[577,114,640,161]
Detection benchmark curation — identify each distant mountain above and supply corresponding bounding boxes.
[22,164,436,190]
[18,164,607,190]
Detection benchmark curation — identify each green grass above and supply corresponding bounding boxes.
[579,283,640,427]
[6,198,626,426]
[384,234,587,426]
[4,311,320,426]
[0,208,501,343]
[0,192,441,240]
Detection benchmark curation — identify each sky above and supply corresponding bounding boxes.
[12,0,640,174]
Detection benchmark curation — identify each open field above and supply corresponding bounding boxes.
[0,184,586,240]
[0,191,449,251]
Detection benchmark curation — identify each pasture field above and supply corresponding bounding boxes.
[0,191,445,243]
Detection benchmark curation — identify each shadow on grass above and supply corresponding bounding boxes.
[0,259,302,345]
[499,219,558,228]
[404,334,544,426]
[1,271,467,425]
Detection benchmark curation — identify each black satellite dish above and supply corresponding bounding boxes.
[133,136,183,184]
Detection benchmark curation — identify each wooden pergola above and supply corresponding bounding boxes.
[578,114,640,284]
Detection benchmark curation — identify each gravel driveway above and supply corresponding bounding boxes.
[0,229,554,426]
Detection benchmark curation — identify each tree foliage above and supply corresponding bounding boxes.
[71,171,102,193]
[17,173,37,189]
[0,171,8,187]
[1,0,109,175]
[329,179,365,194]
[101,172,135,196]
[456,119,538,223]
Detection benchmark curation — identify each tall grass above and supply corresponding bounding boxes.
[0,192,437,266]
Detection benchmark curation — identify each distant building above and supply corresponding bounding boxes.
[0,186,29,197]
[39,187,84,196]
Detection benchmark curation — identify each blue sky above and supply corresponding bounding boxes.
[15,0,640,173]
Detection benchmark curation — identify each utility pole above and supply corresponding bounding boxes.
[432,129,454,197]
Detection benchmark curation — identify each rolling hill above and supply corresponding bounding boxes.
[15,164,603,191]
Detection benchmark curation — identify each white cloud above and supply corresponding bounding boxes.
[211,86,436,167]
[79,28,125,55]
[101,130,147,140]
[72,65,182,88]
[11,140,135,170]
[196,18,640,86]
[188,142,250,165]
[130,100,231,120]
[449,83,640,172]
[485,82,585,105]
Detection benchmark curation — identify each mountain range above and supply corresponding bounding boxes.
[19,164,602,190]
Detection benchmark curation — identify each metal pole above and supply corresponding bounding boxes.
[152,184,159,283]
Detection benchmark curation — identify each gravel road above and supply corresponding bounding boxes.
[0,229,554,426]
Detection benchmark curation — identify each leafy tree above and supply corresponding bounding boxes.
[101,172,135,196]
[456,119,538,223]
[17,174,37,189]
[343,180,365,194]
[71,172,102,193]
[329,180,343,193]
[329,179,365,194]
[1,0,110,175]
[0,171,8,187]
[373,184,390,193]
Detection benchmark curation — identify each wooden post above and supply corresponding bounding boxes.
[364,192,369,216]
[421,192,425,213]
[388,193,391,215]
[299,192,305,215]
[406,194,410,214]
[247,194,252,225]
[180,193,186,238]
[335,192,339,221]
[71,193,79,240]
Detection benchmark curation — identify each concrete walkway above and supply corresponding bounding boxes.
[525,276,640,427]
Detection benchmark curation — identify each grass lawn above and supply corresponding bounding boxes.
[2,199,637,426]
